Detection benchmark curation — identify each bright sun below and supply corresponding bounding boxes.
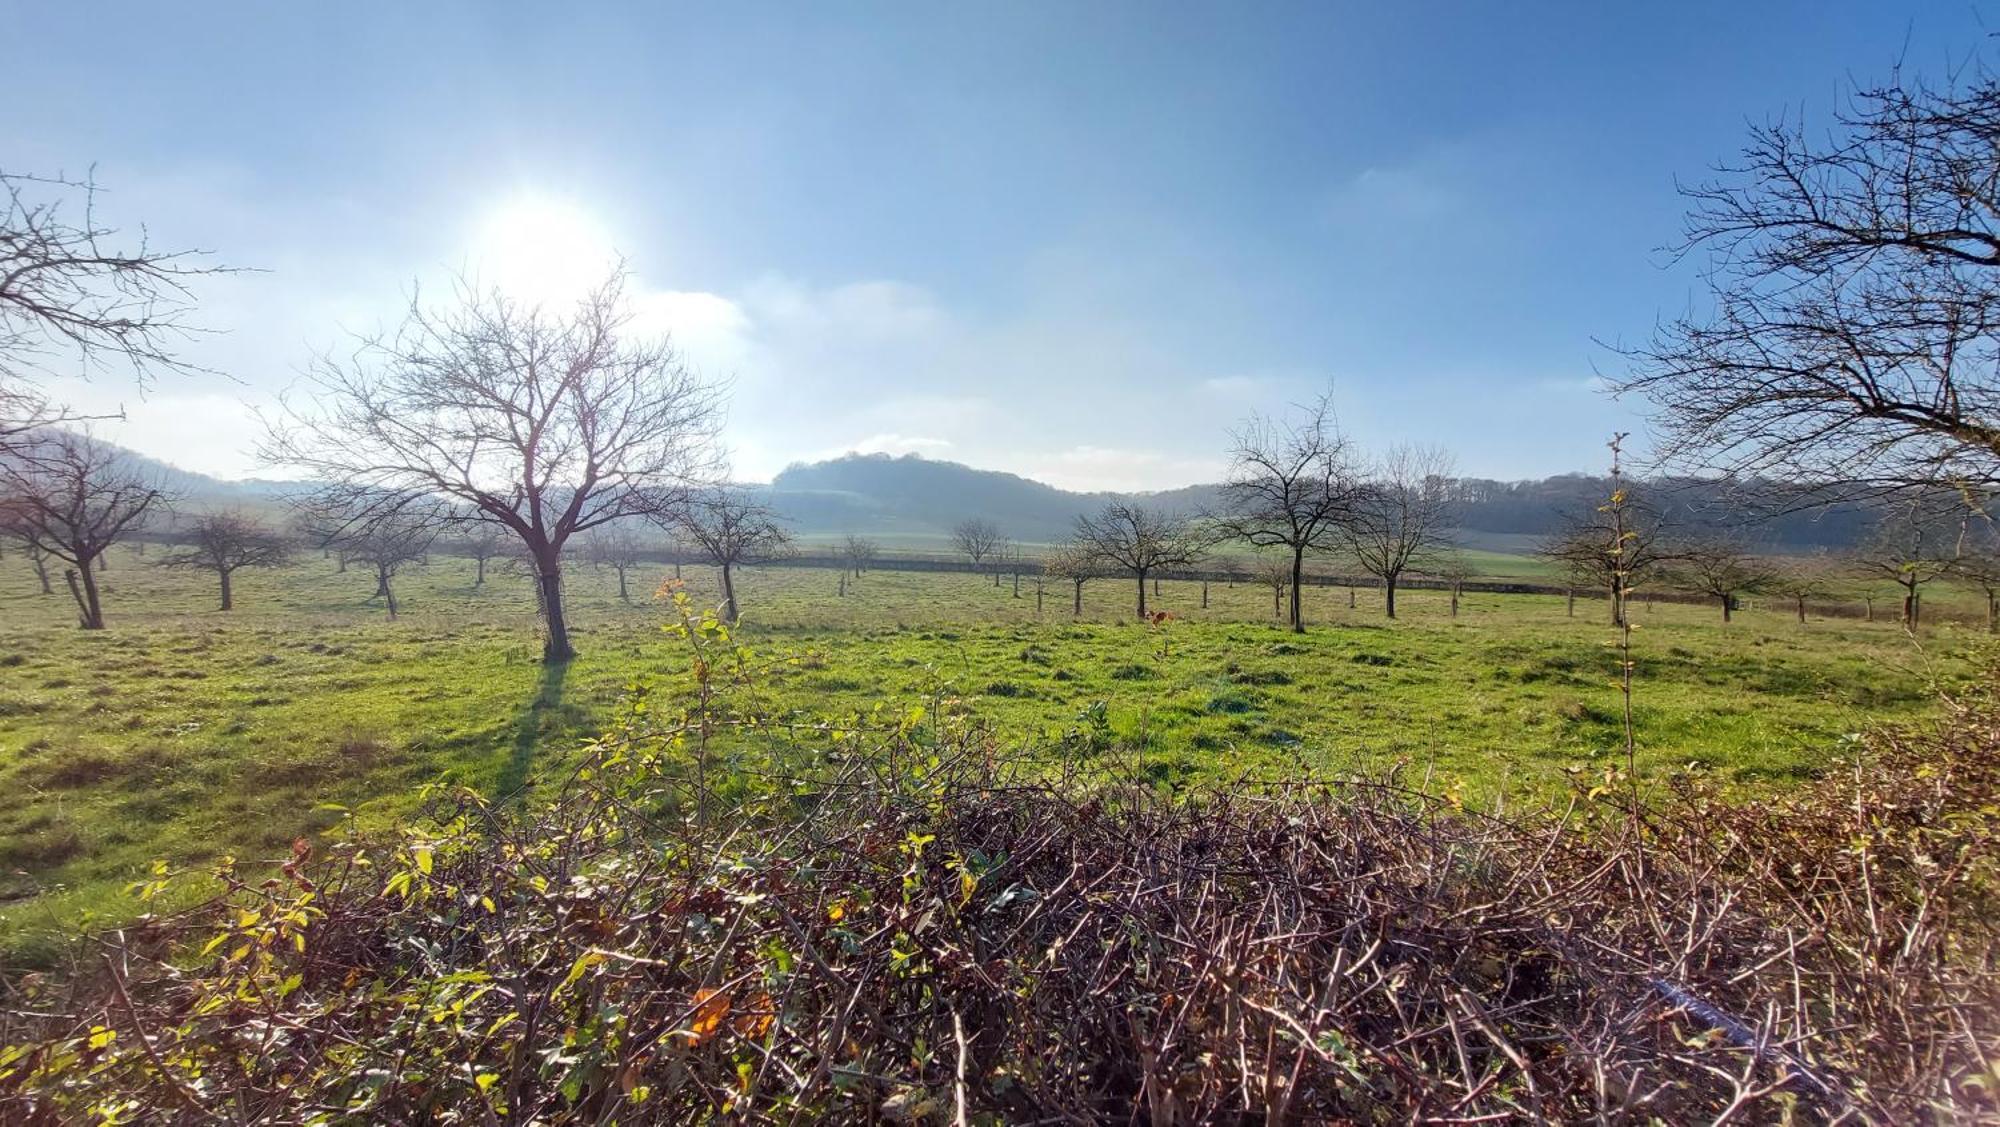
[470,195,620,306]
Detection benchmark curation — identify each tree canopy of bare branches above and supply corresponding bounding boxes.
[1854,494,1969,626]
[0,430,167,627]
[1345,445,1456,618]
[653,489,790,624]
[1537,483,1678,626]
[311,505,439,621]
[263,272,722,662]
[1618,68,2000,491]
[1211,392,1359,632]
[583,524,649,602]
[160,511,290,611]
[448,526,505,588]
[1042,539,1113,616]
[949,518,1007,585]
[841,534,879,578]
[1071,502,1205,618]
[1,169,226,439]
[1673,539,1775,623]
[1768,552,1840,625]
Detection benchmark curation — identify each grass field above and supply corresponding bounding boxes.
[0,544,1980,966]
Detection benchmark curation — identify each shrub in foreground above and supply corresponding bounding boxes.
[1,622,1996,1122]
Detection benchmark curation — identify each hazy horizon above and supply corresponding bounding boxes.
[7,1,1982,490]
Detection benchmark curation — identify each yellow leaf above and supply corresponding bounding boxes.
[687,988,731,1045]
[412,846,434,875]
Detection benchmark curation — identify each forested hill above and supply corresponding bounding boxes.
[761,453,1877,549]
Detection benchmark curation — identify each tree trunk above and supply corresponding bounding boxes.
[674,559,683,580]
[1566,587,1575,617]
[1201,580,1209,609]
[1035,578,1043,616]
[30,550,51,595]
[1347,584,1356,610]
[720,561,740,624]
[218,567,234,611]
[1864,596,1874,622]
[66,564,104,629]
[474,555,487,587]
[1273,585,1282,619]
[1383,574,1398,619]
[617,565,629,602]
[539,567,573,660]
[1152,576,1161,598]
[1289,550,1305,633]
[380,565,399,619]
[1013,571,1021,598]
[1135,569,1148,617]
[1450,581,1460,617]
[1073,579,1084,616]
[1608,580,1622,626]
[1720,592,1732,622]
[1902,584,1917,627]
[992,566,1000,587]
[1796,596,1807,624]
[1988,592,1997,634]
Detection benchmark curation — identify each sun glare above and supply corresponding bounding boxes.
[470,195,620,306]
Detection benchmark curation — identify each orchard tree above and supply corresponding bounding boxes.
[1071,502,1205,618]
[1346,445,1456,618]
[1769,553,1839,625]
[841,534,879,578]
[1675,539,1775,623]
[1854,497,1967,627]
[160,511,289,610]
[1539,483,1678,626]
[949,518,1007,586]
[1211,391,1359,632]
[453,527,505,588]
[315,505,439,620]
[584,524,648,602]
[263,271,722,663]
[0,429,166,628]
[1043,539,1111,617]
[1253,556,1293,620]
[655,489,790,624]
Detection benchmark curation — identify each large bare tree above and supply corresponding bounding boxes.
[655,489,790,624]
[160,511,289,611]
[0,430,166,628]
[1071,502,1205,617]
[1345,445,1456,618]
[1211,392,1359,632]
[263,272,721,662]
[1618,68,2000,491]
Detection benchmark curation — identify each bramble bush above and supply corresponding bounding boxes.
[1,587,1995,1123]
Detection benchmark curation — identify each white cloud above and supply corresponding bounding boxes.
[39,377,267,478]
[628,289,753,373]
[814,433,954,460]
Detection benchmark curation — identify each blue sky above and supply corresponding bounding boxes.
[4,2,1989,489]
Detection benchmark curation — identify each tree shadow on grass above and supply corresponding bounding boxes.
[497,659,570,802]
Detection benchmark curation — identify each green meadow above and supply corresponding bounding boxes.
[0,544,1976,966]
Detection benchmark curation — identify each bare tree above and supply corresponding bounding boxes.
[841,534,879,578]
[1042,539,1110,617]
[1538,486,1677,626]
[1617,68,2000,491]
[262,272,721,662]
[451,527,505,588]
[949,518,1007,586]
[160,511,289,611]
[654,489,790,624]
[1854,496,1969,627]
[316,506,438,620]
[0,430,166,627]
[1437,553,1473,618]
[1210,392,1359,632]
[584,524,649,602]
[1071,502,1205,617]
[1,169,227,440]
[1345,446,1456,618]
[1253,556,1293,621]
[1768,553,1840,625]
[1674,539,1775,623]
